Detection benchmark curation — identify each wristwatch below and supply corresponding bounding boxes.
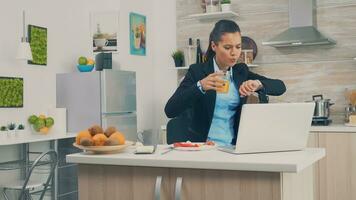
[197,81,205,94]
[255,80,263,90]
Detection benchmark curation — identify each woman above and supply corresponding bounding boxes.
[165,20,286,146]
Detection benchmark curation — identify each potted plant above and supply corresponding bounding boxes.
[7,123,17,134]
[220,0,231,12]
[171,50,185,67]
[17,124,25,133]
[0,126,7,133]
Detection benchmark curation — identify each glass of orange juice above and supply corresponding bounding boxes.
[216,72,229,93]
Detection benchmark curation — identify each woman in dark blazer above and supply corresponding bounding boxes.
[165,20,286,146]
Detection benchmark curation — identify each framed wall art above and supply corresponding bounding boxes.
[0,77,24,108]
[129,12,146,56]
[90,11,119,53]
[28,25,47,65]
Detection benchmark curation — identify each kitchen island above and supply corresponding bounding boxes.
[67,146,325,200]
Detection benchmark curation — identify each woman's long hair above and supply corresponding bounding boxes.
[205,20,241,61]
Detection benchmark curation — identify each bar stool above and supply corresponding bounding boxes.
[2,150,58,200]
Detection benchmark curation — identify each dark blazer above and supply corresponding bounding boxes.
[164,58,286,144]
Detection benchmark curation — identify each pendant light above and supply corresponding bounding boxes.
[16,10,32,60]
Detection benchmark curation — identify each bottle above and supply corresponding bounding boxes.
[196,39,203,64]
[184,38,196,67]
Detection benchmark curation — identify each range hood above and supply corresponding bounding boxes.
[262,0,336,47]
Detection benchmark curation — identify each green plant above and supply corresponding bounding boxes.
[18,124,25,130]
[28,25,47,65]
[0,77,23,107]
[7,123,16,130]
[221,0,231,4]
[171,50,184,61]
[0,126,7,131]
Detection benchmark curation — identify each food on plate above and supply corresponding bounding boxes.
[109,132,126,145]
[75,125,126,147]
[76,130,92,145]
[80,138,94,146]
[205,141,215,146]
[174,142,200,148]
[104,126,117,137]
[92,134,108,146]
[88,125,104,136]
[173,141,215,148]
[104,138,119,146]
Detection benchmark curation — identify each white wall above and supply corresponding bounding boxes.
[0,0,176,196]
[152,0,178,131]
[0,0,176,133]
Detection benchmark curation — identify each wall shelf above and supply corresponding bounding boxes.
[173,66,189,70]
[173,64,258,70]
[247,64,259,68]
[184,11,239,21]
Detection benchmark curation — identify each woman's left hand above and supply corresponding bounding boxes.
[239,80,262,97]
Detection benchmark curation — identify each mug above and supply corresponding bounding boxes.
[137,130,159,146]
[94,38,108,48]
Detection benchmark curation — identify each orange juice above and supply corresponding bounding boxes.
[217,72,230,93]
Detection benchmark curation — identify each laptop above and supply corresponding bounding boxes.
[218,102,315,154]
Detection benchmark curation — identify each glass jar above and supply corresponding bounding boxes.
[205,0,220,13]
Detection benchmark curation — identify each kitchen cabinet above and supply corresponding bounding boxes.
[308,132,356,200]
[317,133,356,200]
[169,168,280,200]
[78,165,171,200]
[71,147,324,200]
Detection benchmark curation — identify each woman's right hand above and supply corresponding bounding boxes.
[199,72,225,92]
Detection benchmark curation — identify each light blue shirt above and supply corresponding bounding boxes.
[207,58,240,146]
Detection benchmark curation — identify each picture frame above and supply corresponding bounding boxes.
[129,12,146,56]
[90,11,119,54]
[0,77,24,108]
[28,25,47,65]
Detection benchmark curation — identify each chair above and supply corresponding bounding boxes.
[166,117,191,144]
[2,150,58,200]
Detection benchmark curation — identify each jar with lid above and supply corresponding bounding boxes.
[345,104,356,123]
[205,0,220,13]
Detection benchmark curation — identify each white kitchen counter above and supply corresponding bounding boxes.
[310,124,356,133]
[67,146,325,173]
[0,132,76,146]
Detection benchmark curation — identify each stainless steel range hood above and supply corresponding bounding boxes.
[262,0,336,47]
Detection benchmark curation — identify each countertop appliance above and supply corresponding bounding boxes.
[56,69,137,141]
[310,95,333,126]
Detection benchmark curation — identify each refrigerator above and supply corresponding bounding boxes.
[56,69,137,141]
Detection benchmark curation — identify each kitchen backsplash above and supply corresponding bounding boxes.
[176,0,356,124]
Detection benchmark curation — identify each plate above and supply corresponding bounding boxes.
[172,142,216,151]
[345,123,356,127]
[73,141,133,154]
[241,36,258,59]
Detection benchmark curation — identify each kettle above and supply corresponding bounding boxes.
[312,95,334,119]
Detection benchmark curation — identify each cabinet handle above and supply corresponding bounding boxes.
[154,176,162,200]
[175,177,183,200]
